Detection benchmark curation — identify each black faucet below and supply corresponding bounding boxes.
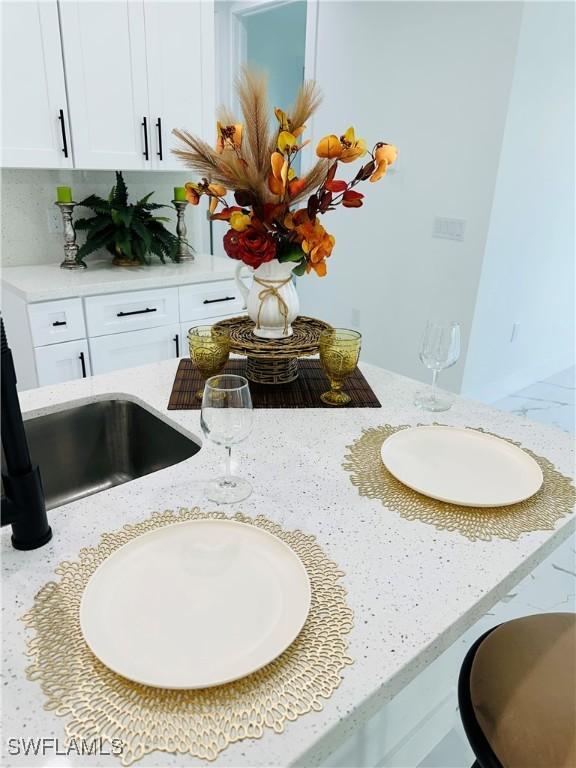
[1,316,52,549]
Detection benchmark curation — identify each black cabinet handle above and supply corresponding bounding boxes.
[156,117,163,160]
[142,116,149,160]
[203,296,236,305]
[173,334,179,357]
[79,351,87,378]
[52,320,67,327]
[58,108,68,158]
[117,307,157,318]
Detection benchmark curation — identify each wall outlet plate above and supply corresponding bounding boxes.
[433,217,466,241]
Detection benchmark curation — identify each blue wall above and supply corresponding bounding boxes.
[245,2,307,116]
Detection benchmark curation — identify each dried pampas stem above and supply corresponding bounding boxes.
[236,67,272,177]
[172,128,260,195]
[290,80,322,135]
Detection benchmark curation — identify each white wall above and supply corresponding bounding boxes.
[299,1,524,391]
[0,168,207,268]
[462,1,575,401]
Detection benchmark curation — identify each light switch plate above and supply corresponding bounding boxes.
[433,217,466,241]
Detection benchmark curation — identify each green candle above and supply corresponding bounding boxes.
[173,186,187,202]
[56,186,73,203]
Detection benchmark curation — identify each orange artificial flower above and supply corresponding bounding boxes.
[216,122,243,153]
[294,214,335,277]
[316,127,366,162]
[207,183,226,197]
[370,143,398,182]
[274,107,305,138]
[184,182,202,205]
[229,211,251,232]
[287,177,306,198]
[339,127,367,163]
[277,131,297,153]
[308,259,327,277]
[316,134,342,159]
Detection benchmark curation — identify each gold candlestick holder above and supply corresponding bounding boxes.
[173,200,194,262]
[56,202,86,270]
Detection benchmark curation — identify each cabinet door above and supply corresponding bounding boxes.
[89,324,181,375]
[35,340,91,387]
[1,1,72,168]
[59,1,150,170]
[145,0,215,170]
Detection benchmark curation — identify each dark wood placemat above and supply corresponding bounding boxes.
[168,359,381,409]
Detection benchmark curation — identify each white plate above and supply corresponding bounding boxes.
[80,520,311,689]
[380,426,543,507]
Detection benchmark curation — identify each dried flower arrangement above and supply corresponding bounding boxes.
[172,69,397,278]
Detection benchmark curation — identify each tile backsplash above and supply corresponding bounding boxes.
[0,168,206,268]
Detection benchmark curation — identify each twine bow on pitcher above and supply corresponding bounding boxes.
[254,276,292,335]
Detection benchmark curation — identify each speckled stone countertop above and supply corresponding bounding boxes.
[1,254,236,303]
[2,360,574,767]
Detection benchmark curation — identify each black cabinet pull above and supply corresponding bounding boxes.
[52,320,67,327]
[173,334,179,357]
[156,117,163,160]
[117,307,157,318]
[58,108,68,158]
[142,116,149,160]
[79,351,87,378]
[203,296,236,305]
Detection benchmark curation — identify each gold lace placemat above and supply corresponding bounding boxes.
[22,508,353,765]
[343,425,575,541]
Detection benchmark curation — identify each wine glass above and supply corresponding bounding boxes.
[318,328,362,406]
[188,325,230,400]
[414,321,461,411]
[200,374,254,503]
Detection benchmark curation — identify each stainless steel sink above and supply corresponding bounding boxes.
[13,399,200,510]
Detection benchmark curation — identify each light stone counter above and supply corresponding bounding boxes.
[1,254,236,303]
[2,359,574,767]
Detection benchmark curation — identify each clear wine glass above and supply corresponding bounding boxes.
[201,374,254,503]
[414,321,461,412]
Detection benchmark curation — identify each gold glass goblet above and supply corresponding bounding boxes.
[188,325,231,400]
[318,328,362,406]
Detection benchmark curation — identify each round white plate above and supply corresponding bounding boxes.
[380,426,543,507]
[80,519,311,689]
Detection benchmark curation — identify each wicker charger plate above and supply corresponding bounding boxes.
[214,315,331,358]
[212,315,332,384]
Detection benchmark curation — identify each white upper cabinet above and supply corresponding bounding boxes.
[1,1,72,168]
[145,0,215,170]
[0,0,214,171]
[59,1,150,170]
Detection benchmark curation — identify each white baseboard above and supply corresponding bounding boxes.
[462,356,574,404]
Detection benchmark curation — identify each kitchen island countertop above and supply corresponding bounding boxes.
[2,358,574,767]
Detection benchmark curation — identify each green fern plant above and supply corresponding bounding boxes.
[74,172,181,266]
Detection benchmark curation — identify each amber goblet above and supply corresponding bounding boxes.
[318,328,362,406]
[188,325,231,400]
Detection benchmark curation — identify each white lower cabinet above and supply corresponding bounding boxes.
[89,324,181,375]
[4,273,245,389]
[35,340,91,387]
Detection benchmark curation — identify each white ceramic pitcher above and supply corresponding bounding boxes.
[235,260,299,339]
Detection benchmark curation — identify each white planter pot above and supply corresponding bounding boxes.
[235,260,299,339]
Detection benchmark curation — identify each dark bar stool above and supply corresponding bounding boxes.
[458,613,575,768]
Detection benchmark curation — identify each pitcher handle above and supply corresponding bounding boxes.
[234,263,251,307]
